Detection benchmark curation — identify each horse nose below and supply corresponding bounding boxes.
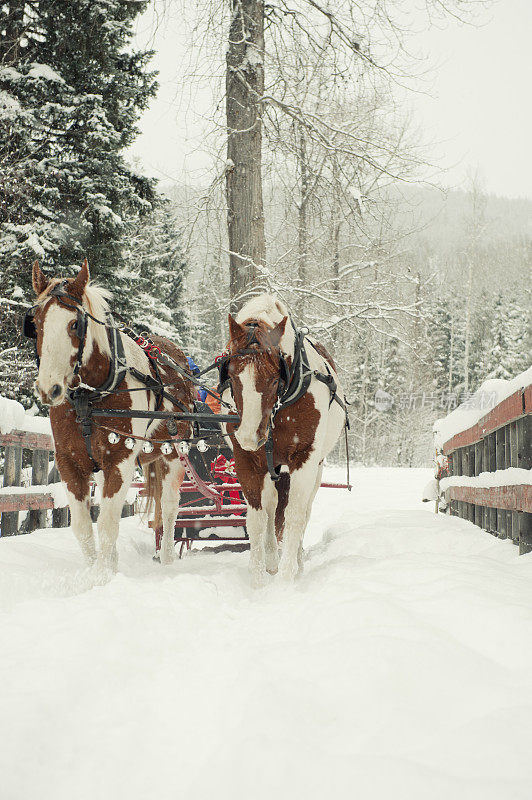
[36,381,64,406]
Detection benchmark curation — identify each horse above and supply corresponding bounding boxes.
[26,259,194,570]
[220,294,347,584]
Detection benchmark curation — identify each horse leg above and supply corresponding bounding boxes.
[97,457,136,571]
[297,463,323,573]
[263,477,279,575]
[246,504,268,587]
[159,457,185,566]
[244,474,277,585]
[278,459,320,582]
[65,486,96,566]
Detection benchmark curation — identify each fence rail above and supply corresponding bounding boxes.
[442,384,532,554]
[0,428,134,537]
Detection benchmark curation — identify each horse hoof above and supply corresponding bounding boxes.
[265,551,279,575]
[159,550,175,566]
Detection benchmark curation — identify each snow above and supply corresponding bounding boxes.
[441,467,532,490]
[1,466,532,800]
[25,230,46,259]
[28,63,64,83]
[0,395,51,436]
[422,477,439,501]
[0,396,25,434]
[0,89,21,118]
[0,66,23,81]
[434,365,532,449]
[242,43,264,70]
[0,482,67,506]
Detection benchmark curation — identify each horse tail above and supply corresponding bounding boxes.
[143,459,163,530]
[274,472,290,543]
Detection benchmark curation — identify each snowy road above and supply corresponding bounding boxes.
[1,467,532,800]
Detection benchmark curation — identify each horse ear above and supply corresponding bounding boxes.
[228,314,242,341]
[70,258,90,296]
[32,261,49,296]
[269,316,287,348]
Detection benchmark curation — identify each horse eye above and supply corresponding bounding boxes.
[70,320,77,332]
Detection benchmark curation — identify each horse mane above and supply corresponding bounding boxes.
[235,294,289,327]
[232,293,295,358]
[82,282,112,358]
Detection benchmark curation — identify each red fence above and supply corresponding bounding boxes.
[0,428,134,537]
[442,383,532,553]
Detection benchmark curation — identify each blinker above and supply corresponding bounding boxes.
[23,311,37,339]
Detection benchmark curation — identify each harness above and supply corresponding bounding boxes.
[23,283,190,472]
[219,318,349,482]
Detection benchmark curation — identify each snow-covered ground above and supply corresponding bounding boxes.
[2,466,532,800]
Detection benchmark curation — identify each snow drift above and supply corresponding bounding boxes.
[1,467,532,800]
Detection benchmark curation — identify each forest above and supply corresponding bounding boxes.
[0,0,529,466]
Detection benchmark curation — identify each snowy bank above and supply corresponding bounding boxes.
[0,395,51,436]
[440,467,532,491]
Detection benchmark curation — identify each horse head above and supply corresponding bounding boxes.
[226,313,288,451]
[28,259,109,406]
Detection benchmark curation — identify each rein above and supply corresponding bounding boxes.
[23,287,237,471]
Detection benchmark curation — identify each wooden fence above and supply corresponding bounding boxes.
[442,383,532,554]
[0,428,134,537]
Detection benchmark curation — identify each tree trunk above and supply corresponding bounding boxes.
[297,125,309,320]
[331,160,341,294]
[226,0,265,311]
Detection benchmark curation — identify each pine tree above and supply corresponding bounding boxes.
[0,0,157,402]
[428,295,464,395]
[478,293,530,381]
[128,202,190,348]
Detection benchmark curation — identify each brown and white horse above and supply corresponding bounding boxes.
[28,260,194,570]
[223,294,346,584]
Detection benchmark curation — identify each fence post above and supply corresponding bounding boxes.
[28,449,49,532]
[517,416,532,469]
[509,421,518,468]
[496,427,505,470]
[1,445,22,536]
[519,513,532,555]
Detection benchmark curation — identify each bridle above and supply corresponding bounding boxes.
[23,281,101,375]
[219,318,350,483]
[219,320,314,481]
[217,322,291,400]
[21,281,242,474]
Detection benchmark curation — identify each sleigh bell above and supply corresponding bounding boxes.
[107,432,120,445]
[177,441,190,456]
[142,441,154,454]
[196,439,208,453]
[124,437,135,450]
[160,442,173,455]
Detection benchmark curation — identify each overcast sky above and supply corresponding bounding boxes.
[129,0,531,200]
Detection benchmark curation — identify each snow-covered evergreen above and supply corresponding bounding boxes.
[0,0,157,403]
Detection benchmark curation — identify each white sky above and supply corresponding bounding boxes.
[129,0,532,199]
